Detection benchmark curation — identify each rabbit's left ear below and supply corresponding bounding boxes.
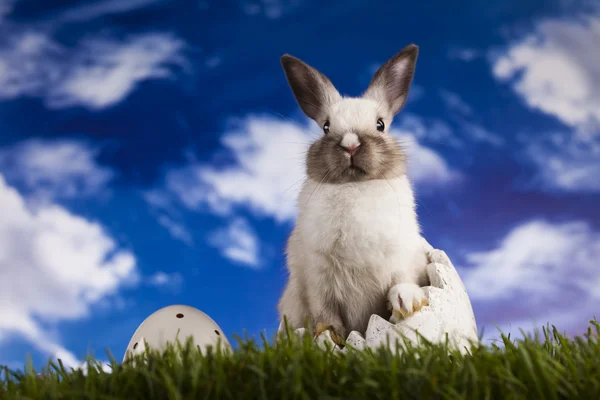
[364,44,419,115]
[280,54,341,121]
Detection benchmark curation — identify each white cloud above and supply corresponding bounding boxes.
[449,48,481,62]
[391,131,462,187]
[2,0,164,26]
[150,115,460,225]
[205,56,222,69]
[147,271,184,292]
[481,298,599,344]
[522,131,600,192]
[436,91,505,147]
[0,30,187,110]
[439,89,473,116]
[162,116,311,222]
[148,271,182,286]
[491,14,600,191]
[491,16,600,130]
[0,0,15,24]
[396,113,463,148]
[208,217,261,268]
[460,121,505,147]
[242,0,301,19]
[0,138,114,201]
[143,189,194,245]
[461,219,600,338]
[156,214,194,246]
[0,173,137,368]
[143,189,178,215]
[53,0,167,23]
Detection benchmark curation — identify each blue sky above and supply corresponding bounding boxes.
[1,0,600,370]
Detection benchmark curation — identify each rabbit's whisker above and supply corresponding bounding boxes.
[283,176,308,194]
[305,169,331,207]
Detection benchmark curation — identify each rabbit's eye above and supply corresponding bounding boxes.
[376,119,385,132]
[323,120,330,134]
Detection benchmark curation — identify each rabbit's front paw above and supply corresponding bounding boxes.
[314,322,346,347]
[387,283,429,320]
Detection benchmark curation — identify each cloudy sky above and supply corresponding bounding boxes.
[1,0,599,370]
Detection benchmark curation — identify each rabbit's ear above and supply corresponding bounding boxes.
[364,44,419,115]
[281,54,341,121]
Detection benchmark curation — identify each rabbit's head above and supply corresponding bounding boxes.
[281,44,418,184]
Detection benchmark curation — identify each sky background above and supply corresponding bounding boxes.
[1,0,599,371]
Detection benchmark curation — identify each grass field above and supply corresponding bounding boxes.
[1,321,599,399]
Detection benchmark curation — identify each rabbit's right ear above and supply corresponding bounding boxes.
[364,44,419,116]
[280,54,340,121]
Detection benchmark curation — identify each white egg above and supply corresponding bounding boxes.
[122,304,231,363]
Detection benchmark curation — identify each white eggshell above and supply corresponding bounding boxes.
[122,304,231,363]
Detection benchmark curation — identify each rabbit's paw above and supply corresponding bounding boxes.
[314,322,346,347]
[387,283,429,320]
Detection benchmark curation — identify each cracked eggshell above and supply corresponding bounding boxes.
[365,314,405,353]
[122,304,231,363]
[386,246,480,353]
[345,331,366,351]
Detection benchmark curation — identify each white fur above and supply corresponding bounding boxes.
[279,174,429,334]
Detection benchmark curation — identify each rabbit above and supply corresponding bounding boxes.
[277,44,430,346]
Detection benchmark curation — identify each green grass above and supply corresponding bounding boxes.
[2,321,600,400]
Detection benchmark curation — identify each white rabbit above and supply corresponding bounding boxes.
[277,44,430,345]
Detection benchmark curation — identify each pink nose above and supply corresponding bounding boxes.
[342,143,360,154]
[346,144,358,153]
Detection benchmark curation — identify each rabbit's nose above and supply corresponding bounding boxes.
[340,133,361,154]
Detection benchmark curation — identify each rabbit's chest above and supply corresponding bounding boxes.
[298,178,419,264]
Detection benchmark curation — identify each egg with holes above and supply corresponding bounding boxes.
[122,304,231,362]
